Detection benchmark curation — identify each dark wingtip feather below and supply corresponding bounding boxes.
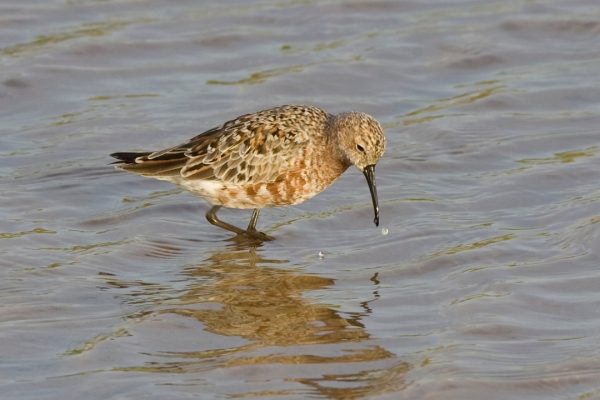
[110,152,150,164]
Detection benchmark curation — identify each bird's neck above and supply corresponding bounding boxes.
[324,115,352,170]
[317,123,350,180]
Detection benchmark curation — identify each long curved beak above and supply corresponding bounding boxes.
[362,164,380,226]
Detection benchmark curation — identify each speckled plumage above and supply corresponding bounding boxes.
[111,105,385,239]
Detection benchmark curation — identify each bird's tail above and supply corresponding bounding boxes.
[110,151,185,177]
[110,152,151,164]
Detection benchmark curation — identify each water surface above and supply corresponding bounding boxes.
[2,0,600,399]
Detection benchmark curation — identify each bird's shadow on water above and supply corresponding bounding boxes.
[88,240,411,398]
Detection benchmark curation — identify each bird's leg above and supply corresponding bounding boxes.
[206,205,246,235]
[246,208,274,241]
[206,206,273,241]
[247,209,261,232]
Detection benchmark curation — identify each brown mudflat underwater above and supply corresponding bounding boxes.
[2,1,600,399]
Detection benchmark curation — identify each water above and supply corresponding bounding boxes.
[2,1,600,399]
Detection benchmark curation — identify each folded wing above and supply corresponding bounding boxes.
[111,105,328,185]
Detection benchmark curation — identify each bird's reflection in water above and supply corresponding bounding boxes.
[118,241,410,398]
[172,243,370,346]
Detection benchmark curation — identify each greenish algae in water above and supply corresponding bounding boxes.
[89,93,161,101]
[1,21,131,57]
[405,85,504,117]
[402,114,446,127]
[445,233,515,255]
[0,227,56,239]
[40,240,127,255]
[451,291,510,305]
[207,65,304,85]
[518,146,597,165]
[385,83,502,128]
[65,328,130,355]
[51,112,82,127]
[313,40,345,52]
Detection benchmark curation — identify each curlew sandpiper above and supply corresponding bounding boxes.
[111,105,385,240]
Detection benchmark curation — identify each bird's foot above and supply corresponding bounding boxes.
[242,228,274,242]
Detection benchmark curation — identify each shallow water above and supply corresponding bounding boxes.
[2,0,600,399]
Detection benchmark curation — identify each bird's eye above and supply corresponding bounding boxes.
[356,144,365,152]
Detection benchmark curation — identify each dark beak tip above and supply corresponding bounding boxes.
[363,164,380,229]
